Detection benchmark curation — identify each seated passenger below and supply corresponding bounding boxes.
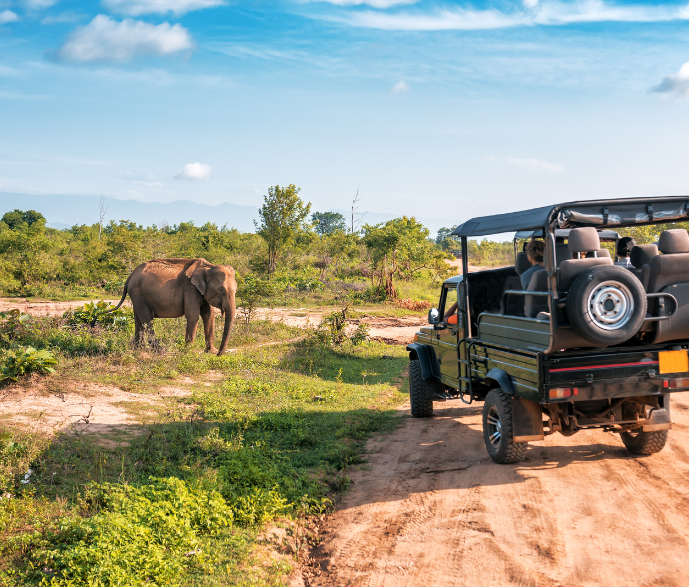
[520,239,546,289]
[444,302,458,324]
[614,236,636,268]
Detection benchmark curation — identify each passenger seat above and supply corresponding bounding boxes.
[515,251,531,276]
[645,229,689,293]
[558,228,613,292]
[630,244,658,286]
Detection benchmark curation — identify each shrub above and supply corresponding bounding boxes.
[27,477,234,586]
[0,346,56,382]
[63,300,130,329]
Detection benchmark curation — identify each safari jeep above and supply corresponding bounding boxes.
[408,196,689,463]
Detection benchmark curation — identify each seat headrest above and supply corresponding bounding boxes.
[585,249,611,259]
[515,251,531,276]
[658,229,689,254]
[568,227,601,253]
[630,244,658,268]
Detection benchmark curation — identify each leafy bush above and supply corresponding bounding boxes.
[0,346,56,382]
[27,477,234,586]
[64,301,130,329]
[350,323,370,345]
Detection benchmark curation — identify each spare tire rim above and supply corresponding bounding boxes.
[486,405,502,448]
[587,280,634,330]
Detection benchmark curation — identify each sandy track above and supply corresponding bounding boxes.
[309,393,689,587]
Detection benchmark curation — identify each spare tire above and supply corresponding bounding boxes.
[566,265,646,346]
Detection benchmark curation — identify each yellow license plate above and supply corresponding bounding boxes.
[659,350,689,374]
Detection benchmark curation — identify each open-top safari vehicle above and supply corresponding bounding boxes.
[408,196,689,463]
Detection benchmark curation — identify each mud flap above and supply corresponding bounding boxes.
[512,397,545,442]
[643,397,672,432]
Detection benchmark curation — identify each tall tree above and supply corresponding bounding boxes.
[312,211,346,235]
[254,184,311,275]
[1,209,46,231]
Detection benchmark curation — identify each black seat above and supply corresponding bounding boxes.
[558,228,613,292]
[555,243,570,266]
[644,230,689,344]
[525,269,549,318]
[514,251,531,276]
[630,244,658,286]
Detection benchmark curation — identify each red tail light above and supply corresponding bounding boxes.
[548,387,572,400]
[668,378,689,389]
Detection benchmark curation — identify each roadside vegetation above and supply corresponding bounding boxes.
[0,307,408,585]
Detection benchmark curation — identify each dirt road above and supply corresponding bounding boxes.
[309,393,689,587]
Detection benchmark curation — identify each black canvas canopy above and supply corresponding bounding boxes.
[451,196,689,238]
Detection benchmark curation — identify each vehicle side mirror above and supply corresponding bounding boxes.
[428,308,440,324]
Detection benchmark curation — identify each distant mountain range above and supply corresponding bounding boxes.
[0,193,450,237]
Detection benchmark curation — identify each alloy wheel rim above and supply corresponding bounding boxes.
[487,405,502,448]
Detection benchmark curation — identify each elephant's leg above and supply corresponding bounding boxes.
[185,305,201,345]
[133,302,158,351]
[200,301,216,353]
[133,312,144,348]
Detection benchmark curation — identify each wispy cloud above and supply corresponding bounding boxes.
[0,9,18,24]
[651,62,689,98]
[54,15,193,63]
[390,80,408,93]
[41,11,86,24]
[101,0,224,16]
[175,162,212,180]
[486,156,563,173]
[334,1,689,31]
[23,0,58,9]
[304,0,417,9]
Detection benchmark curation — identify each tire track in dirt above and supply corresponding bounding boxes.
[310,394,689,587]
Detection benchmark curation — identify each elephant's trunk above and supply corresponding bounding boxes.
[217,289,236,356]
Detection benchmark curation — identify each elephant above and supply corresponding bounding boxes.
[96,258,237,356]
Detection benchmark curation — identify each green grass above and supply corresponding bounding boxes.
[0,313,409,586]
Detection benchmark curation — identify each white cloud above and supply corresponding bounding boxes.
[0,10,18,23]
[390,80,409,94]
[41,11,86,24]
[337,1,689,31]
[102,0,224,16]
[486,156,563,173]
[306,0,416,8]
[175,162,212,180]
[651,62,689,98]
[55,15,193,63]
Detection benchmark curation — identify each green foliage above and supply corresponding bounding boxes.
[27,477,234,586]
[362,217,435,298]
[435,226,458,251]
[311,211,346,236]
[236,275,282,324]
[63,301,131,329]
[0,346,56,382]
[467,239,513,267]
[1,210,46,231]
[254,185,312,275]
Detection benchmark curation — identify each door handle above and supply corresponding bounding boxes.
[449,330,457,336]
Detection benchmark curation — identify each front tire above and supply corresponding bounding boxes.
[409,359,433,418]
[482,389,526,464]
[619,429,668,455]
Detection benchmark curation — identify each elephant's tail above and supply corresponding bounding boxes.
[90,276,131,327]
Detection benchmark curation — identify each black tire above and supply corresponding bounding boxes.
[567,265,646,346]
[409,359,433,418]
[482,389,526,464]
[619,429,668,455]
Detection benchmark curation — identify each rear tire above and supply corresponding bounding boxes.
[619,429,668,455]
[482,389,526,464]
[409,359,433,418]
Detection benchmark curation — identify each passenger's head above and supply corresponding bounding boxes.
[617,236,636,258]
[525,239,545,265]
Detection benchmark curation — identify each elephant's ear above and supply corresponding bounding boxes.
[190,265,208,295]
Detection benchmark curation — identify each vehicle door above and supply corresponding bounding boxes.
[436,283,461,383]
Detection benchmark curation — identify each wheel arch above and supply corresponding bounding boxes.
[484,368,515,395]
[406,342,441,381]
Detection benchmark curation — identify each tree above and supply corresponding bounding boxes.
[311,211,346,236]
[1,209,46,231]
[362,217,431,298]
[435,225,458,250]
[254,184,311,275]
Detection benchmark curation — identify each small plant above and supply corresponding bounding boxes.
[350,323,369,345]
[236,275,281,325]
[0,346,56,381]
[64,300,130,329]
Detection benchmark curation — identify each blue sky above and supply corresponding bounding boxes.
[1,0,689,225]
